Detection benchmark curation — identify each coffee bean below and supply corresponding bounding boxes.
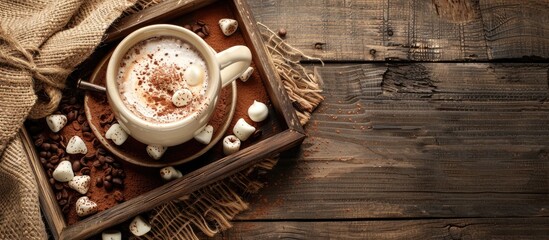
[82,122,90,132]
[62,105,72,114]
[82,132,94,141]
[96,148,107,156]
[79,157,88,167]
[61,189,68,199]
[58,199,68,206]
[41,142,51,151]
[39,151,48,158]
[54,183,64,190]
[112,178,123,187]
[80,167,91,175]
[183,24,191,30]
[105,175,112,182]
[203,25,210,36]
[49,155,60,164]
[111,161,122,169]
[251,129,263,140]
[49,178,55,185]
[113,190,124,202]
[50,143,59,152]
[67,111,75,122]
[103,124,111,132]
[197,31,206,38]
[69,97,77,105]
[48,132,60,141]
[104,181,113,191]
[40,157,47,165]
[92,138,100,148]
[191,24,201,33]
[72,121,81,131]
[77,114,86,124]
[46,152,52,158]
[278,27,287,38]
[72,161,81,172]
[111,169,121,177]
[56,148,65,157]
[104,167,112,176]
[46,163,55,169]
[61,156,70,162]
[92,160,103,169]
[196,20,206,26]
[95,177,103,187]
[98,156,106,164]
[99,113,114,126]
[61,204,70,214]
[104,156,114,163]
[47,169,53,177]
[56,191,62,200]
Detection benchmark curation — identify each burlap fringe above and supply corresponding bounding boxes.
[257,22,324,126]
[139,23,323,240]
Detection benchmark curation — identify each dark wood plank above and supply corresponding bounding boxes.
[216,218,549,239]
[248,0,488,61]
[481,0,549,59]
[234,63,549,220]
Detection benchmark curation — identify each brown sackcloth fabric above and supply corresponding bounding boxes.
[0,0,139,239]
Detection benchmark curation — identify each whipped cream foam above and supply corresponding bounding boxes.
[117,36,209,123]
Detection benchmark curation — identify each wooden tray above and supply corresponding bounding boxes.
[20,0,305,239]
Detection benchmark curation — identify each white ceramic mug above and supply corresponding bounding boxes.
[106,24,251,146]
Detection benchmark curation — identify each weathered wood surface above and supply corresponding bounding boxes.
[222,63,549,239]
[216,218,549,239]
[248,0,549,61]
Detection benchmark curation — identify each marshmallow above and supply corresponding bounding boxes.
[239,66,254,82]
[105,123,129,146]
[219,18,238,36]
[248,100,269,122]
[146,145,167,160]
[129,215,152,237]
[194,125,213,145]
[46,114,67,133]
[184,65,205,86]
[75,196,98,217]
[160,166,183,181]
[101,230,122,240]
[52,160,74,182]
[172,88,193,107]
[68,175,90,194]
[233,118,256,141]
[223,135,241,155]
[66,136,87,154]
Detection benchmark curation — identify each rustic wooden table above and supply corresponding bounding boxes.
[215,1,549,239]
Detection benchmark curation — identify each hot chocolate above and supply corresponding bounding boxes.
[116,36,209,124]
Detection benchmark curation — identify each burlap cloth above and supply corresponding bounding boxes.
[0,1,322,239]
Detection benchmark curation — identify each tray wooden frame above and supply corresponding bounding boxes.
[20,0,305,239]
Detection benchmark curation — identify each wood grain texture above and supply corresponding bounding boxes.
[248,0,488,61]
[234,63,549,221]
[481,0,549,59]
[216,218,549,239]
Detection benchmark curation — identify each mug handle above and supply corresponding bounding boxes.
[216,46,252,88]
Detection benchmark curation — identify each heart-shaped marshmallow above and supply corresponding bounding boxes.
[46,114,67,133]
[233,118,256,141]
[52,160,74,182]
[223,135,241,155]
[194,125,214,145]
[105,123,129,146]
[184,65,205,86]
[66,136,87,154]
[239,66,254,82]
[160,166,183,181]
[75,196,98,217]
[146,145,167,160]
[129,215,152,237]
[101,230,122,240]
[219,18,238,36]
[172,88,193,107]
[248,100,269,122]
[68,175,90,194]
